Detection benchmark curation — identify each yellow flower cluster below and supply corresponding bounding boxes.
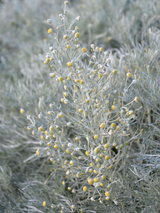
[24,10,143,212]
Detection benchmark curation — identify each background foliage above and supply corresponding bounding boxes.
[0,0,160,212]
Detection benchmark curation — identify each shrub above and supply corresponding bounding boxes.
[1,0,160,212]
[24,2,160,212]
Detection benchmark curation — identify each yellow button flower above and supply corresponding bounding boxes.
[83,186,87,191]
[94,178,99,183]
[67,62,73,67]
[59,77,64,81]
[111,123,116,128]
[112,69,117,74]
[111,105,116,110]
[105,191,110,197]
[81,47,87,52]
[94,135,98,139]
[48,28,52,34]
[88,179,94,184]
[105,155,110,160]
[20,108,24,114]
[75,32,80,38]
[127,72,132,78]
[36,150,40,155]
[100,123,105,129]
[38,126,44,132]
[134,96,139,102]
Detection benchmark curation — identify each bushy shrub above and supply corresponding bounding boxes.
[24,2,160,212]
[1,0,160,212]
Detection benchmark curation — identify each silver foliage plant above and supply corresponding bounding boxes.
[23,1,160,213]
[0,0,160,212]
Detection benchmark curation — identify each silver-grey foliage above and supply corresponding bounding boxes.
[0,0,160,212]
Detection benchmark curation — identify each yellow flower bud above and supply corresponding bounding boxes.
[75,79,80,83]
[94,170,98,174]
[112,69,117,74]
[83,186,87,191]
[94,135,98,139]
[100,123,105,129]
[104,144,109,149]
[48,28,52,34]
[95,147,100,154]
[94,178,99,183]
[20,108,24,114]
[81,47,87,52]
[66,45,70,49]
[54,145,59,149]
[105,191,110,197]
[111,105,116,110]
[105,155,110,160]
[101,175,106,180]
[59,77,64,81]
[63,35,68,39]
[85,151,89,156]
[127,72,132,78]
[111,123,116,128]
[36,150,40,155]
[134,96,139,102]
[67,62,73,67]
[75,32,80,38]
[88,179,94,184]
[66,149,70,154]
[67,76,71,81]
[49,73,55,77]
[38,126,44,132]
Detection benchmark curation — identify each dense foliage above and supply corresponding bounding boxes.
[0,0,160,212]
